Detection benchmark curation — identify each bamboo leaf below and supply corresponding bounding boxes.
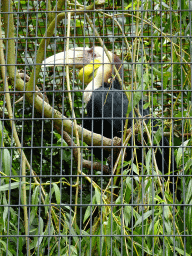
[53,183,61,204]
[95,187,101,205]
[186,179,192,204]
[0,182,23,191]
[134,210,153,228]
[176,140,190,165]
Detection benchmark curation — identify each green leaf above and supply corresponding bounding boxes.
[132,163,139,175]
[53,183,61,204]
[175,247,190,256]
[83,205,91,223]
[0,182,23,191]
[164,220,172,234]
[164,205,170,220]
[39,217,44,235]
[184,159,192,172]
[176,139,190,165]
[30,186,40,224]
[125,2,134,10]
[69,245,78,255]
[75,19,84,27]
[44,193,49,215]
[146,149,152,172]
[153,219,160,235]
[134,210,153,228]
[186,179,192,204]
[2,149,11,175]
[3,194,8,228]
[95,187,101,205]
[143,102,150,109]
[35,218,44,249]
[32,186,39,205]
[114,248,121,256]
[124,179,132,203]
[124,205,132,226]
[0,240,13,256]
[153,127,163,145]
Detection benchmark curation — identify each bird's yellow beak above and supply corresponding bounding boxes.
[78,60,101,84]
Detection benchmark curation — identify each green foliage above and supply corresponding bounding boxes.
[0,0,192,255]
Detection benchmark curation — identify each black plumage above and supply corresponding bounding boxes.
[83,81,175,167]
[83,56,177,196]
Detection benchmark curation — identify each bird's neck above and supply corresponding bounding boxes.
[84,63,112,103]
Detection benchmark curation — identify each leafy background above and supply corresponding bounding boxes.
[0,0,192,255]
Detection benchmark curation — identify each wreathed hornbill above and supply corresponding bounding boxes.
[42,47,177,194]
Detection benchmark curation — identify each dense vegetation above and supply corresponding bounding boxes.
[0,0,192,255]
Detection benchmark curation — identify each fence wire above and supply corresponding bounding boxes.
[0,0,192,255]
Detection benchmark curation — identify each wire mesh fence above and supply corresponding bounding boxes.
[0,0,192,255]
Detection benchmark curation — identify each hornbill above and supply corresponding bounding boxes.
[42,46,177,195]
